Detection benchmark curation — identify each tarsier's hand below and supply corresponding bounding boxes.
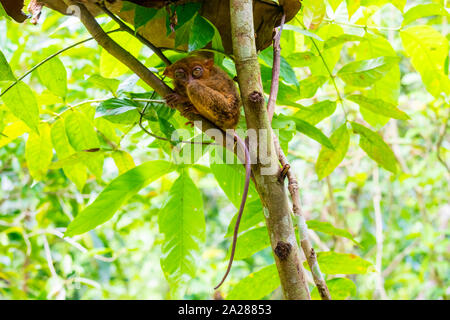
[180,104,200,118]
[164,92,190,108]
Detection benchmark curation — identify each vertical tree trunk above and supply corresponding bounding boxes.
[230,0,310,300]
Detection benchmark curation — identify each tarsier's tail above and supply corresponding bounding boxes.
[214,133,251,290]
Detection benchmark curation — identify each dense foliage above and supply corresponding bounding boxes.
[0,0,448,300]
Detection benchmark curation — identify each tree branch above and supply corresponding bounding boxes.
[274,134,331,300]
[267,13,285,122]
[230,0,310,300]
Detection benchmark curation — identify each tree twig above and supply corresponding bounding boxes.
[274,134,331,300]
[230,0,310,300]
[267,12,285,122]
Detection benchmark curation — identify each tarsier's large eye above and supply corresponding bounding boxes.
[174,69,186,79]
[192,66,203,78]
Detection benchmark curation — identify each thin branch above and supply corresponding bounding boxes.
[323,18,401,32]
[274,134,331,300]
[42,235,58,278]
[0,29,121,99]
[267,13,286,122]
[96,1,171,66]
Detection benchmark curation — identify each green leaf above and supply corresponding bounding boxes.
[225,199,264,238]
[259,48,299,87]
[88,75,120,94]
[311,278,356,300]
[304,251,374,274]
[100,32,142,78]
[337,56,400,87]
[95,98,140,124]
[308,24,344,76]
[283,24,324,41]
[159,171,205,298]
[284,51,318,68]
[315,124,349,180]
[25,123,53,181]
[134,6,158,30]
[324,34,365,49]
[64,111,103,178]
[306,220,359,245]
[209,147,258,209]
[299,75,327,99]
[0,50,15,81]
[37,57,67,98]
[170,2,202,34]
[354,34,400,128]
[188,14,215,52]
[345,0,360,18]
[51,119,87,191]
[65,160,175,237]
[111,150,135,175]
[400,25,450,98]
[0,121,28,148]
[302,0,326,30]
[227,227,270,261]
[351,122,397,173]
[227,264,279,300]
[65,111,100,151]
[1,81,39,133]
[402,3,450,27]
[288,116,334,149]
[293,100,336,125]
[346,95,410,120]
[175,15,194,48]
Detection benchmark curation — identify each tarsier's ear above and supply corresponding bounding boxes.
[163,65,173,78]
[204,59,214,70]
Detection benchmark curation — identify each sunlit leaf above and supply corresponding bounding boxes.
[25,123,53,181]
[294,100,336,125]
[112,150,135,174]
[227,227,270,260]
[351,122,397,173]
[304,251,374,274]
[65,160,175,237]
[51,119,87,191]
[311,278,356,300]
[400,25,450,98]
[100,32,143,78]
[0,49,15,81]
[316,124,349,180]
[402,3,450,27]
[303,0,326,30]
[37,57,67,98]
[337,56,400,87]
[347,95,410,120]
[227,264,279,300]
[1,81,39,133]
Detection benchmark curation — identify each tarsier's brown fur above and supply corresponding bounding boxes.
[164,56,250,290]
[163,56,241,129]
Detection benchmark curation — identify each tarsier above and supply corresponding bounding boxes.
[164,56,251,289]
